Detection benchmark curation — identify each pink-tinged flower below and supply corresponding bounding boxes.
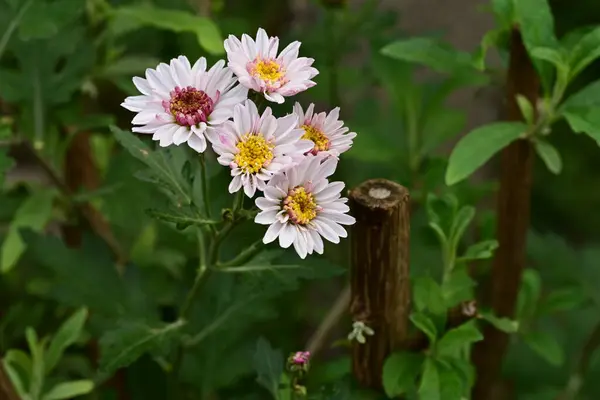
[121,56,248,153]
[223,28,319,104]
[206,99,313,198]
[254,155,355,259]
[292,102,357,157]
[291,351,311,365]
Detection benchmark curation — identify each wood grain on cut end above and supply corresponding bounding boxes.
[349,179,411,390]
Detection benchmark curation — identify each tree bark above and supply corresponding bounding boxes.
[349,179,411,390]
[471,28,539,399]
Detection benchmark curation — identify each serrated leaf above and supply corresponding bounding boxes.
[445,122,527,185]
[253,337,284,399]
[410,313,438,344]
[98,320,185,375]
[418,358,440,400]
[381,37,475,74]
[1,189,55,273]
[534,139,562,174]
[382,352,424,397]
[145,208,218,227]
[111,5,223,55]
[42,380,94,400]
[436,320,483,357]
[523,331,564,366]
[45,307,88,374]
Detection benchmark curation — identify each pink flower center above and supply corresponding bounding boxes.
[163,86,217,127]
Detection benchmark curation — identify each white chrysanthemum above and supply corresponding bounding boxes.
[292,102,357,157]
[254,155,355,259]
[223,28,318,104]
[121,56,248,153]
[206,99,313,198]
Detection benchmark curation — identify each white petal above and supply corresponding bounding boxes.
[263,222,284,244]
[279,223,296,248]
[255,210,278,224]
[188,133,207,153]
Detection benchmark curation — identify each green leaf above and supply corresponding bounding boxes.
[2,350,31,397]
[513,0,558,91]
[45,307,88,374]
[1,189,55,273]
[145,208,218,228]
[381,37,474,74]
[413,276,446,314]
[445,122,527,185]
[111,126,191,205]
[538,287,588,315]
[516,94,535,125]
[473,29,505,71]
[382,352,424,397]
[98,320,185,375]
[457,240,499,262]
[410,313,438,344]
[26,327,45,399]
[523,331,564,366]
[1,359,28,398]
[111,5,223,55]
[253,337,284,399]
[0,147,15,189]
[42,380,94,400]
[562,79,600,109]
[563,108,600,145]
[480,311,519,333]
[534,139,562,174]
[436,320,483,357]
[491,0,514,28]
[517,269,542,320]
[441,268,477,307]
[568,26,600,79]
[530,47,567,70]
[418,358,440,400]
[449,205,475,250]
[438,364,464,400]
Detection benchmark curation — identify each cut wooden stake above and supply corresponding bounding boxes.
[349,179,411,390]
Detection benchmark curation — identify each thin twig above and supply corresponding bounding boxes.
[305,284,351,355]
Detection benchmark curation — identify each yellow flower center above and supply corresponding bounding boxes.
[254,59,284,82]
[234,133,274,174]
[283,186,318,225]
[301,124,330,154]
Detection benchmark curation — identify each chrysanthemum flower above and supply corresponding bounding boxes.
[223,28,318,104]
[254,155,355,259]
[292,102,357,157]
[207,100,313,198]
[121,56,248,153]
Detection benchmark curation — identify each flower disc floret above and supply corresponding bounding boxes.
[234,134,274,174]
[283,186,319,225]
[164,86,216,126]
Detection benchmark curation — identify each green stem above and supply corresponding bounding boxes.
[179,229,209,320]
[0,0,33,61]
[199,153,216,235]
[218,240,265,268]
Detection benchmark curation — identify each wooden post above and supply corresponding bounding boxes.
[471,27,539,399]
[349,179,411,390]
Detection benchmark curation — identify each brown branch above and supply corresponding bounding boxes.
[305,284,351,355]
[471,27,539,400]
[0,362,21,400]
[348,179,411,390]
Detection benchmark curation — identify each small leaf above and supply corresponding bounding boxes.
[561,79,600,110]
[436,320,483,357]
[449,205,475,250]
[45,307,88,374]
[413,276,446,314]
[441,268,477,307]
[98,320,185,375]
[516,94,535,125]
[1,359,28,397]
[0,147,15,188]
[111,5,223,55]
[517,269,542,321]
[563,108,600,145]
[530,47,567,70]
[534,139,562,174]
[491,0,515,28]
[382,352,424,397]
[538,287,588,315]
[445,122,527,185]
[480,311,519,333]
[381,37,475,74]
[1,189,55,273]
[523,331,564,366]
[568,26,600,79]
[410,313,438,344]
[418,358,440,400]
[457,240,499,262]
[438,364,464,400]
[253,337,284,399]
[26,327,45,400]
[42,380,94,400]
[145,208,218,227]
